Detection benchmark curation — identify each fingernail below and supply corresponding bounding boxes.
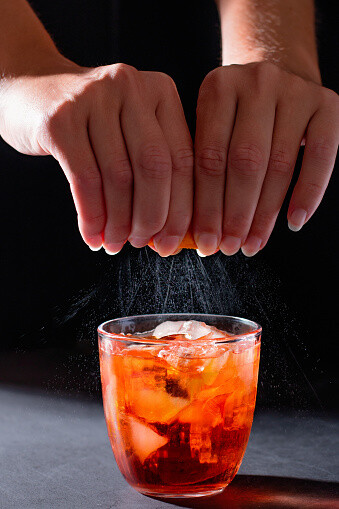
[104,242,124,255]
[196,249,207,257]
[195,233,218,256]
[153,236,181,257]
[219,236,241,256]
[288,209,307,232]
[129,237,150,248]
[88,235,103,251]
[241,236,262,257]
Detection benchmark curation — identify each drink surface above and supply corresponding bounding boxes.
[99,320,260,496]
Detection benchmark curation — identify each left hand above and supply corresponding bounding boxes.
[193,62,339,256]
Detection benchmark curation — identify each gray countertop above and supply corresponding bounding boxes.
[0,386,338,509]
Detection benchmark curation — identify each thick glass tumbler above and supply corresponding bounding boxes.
[98,314,261,498]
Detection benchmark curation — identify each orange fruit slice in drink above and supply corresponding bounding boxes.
[130,387,188,422]
[148,229,197,250]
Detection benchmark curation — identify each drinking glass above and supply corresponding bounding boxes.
[98,313,261,498]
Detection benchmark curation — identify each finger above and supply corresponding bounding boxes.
[152,89,194,257]
[89,109,132,255]
[220,95,276,255]
[52,128,106,250]
[193,88,237,256]
[242,99,311,256]
[287,107,338,231]
[121,99,172,248]
[148,244,182,255]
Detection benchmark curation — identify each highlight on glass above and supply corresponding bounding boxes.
[98,313,261,498]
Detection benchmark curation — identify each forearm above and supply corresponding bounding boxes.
[0,0,72,79]
[215,0,321,83]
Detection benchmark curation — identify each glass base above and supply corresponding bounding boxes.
[136,486,225,498]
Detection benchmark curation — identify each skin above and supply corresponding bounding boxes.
[0,0,338,257]
[0,0,193,256]
[193,0,339,256]
[0,63,193,255]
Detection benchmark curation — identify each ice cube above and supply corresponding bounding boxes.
[153,321,186,338]
[179,321,213,340]
[128,417,168,463]
[153,320,226,340]
[158,343,220,373]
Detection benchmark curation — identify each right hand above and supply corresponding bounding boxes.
[0,59,193,255]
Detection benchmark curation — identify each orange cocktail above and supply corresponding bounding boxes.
[98,314,261,498]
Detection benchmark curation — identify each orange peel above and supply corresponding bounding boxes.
[148,230,197,250]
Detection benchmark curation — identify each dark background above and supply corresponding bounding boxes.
[0,0,337,411]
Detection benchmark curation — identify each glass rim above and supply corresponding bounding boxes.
[97,313,262,344]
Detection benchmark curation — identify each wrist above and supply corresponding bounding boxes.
[0,46,82,83]
[222,49,321,85]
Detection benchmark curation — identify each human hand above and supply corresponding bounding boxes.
[0,60,193,255]
[193,62,338,256]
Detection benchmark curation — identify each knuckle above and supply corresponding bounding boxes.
[202,68,222,87]
[172,147,194,177]
[228,143,264,178]
[113,164,133,187]
[223,213,250,237]
[112,63,137,82]
[320,86,338,104]
[196,146,226,177]
[252,211,275,235]
[198,68,224,103]
[71,168,102,189]
[81,72,122,109]
[268,148,293,178]
[140,71,177,96]
[307,139,334,163]
[103,158,132,187]
[138,146,171,180]
[156,72,176,89]
[93,63,138,91]
[302,180,323,199]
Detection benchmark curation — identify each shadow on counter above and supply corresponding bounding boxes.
[152,475,339,509]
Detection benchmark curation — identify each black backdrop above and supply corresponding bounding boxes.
[0,0,338,411]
